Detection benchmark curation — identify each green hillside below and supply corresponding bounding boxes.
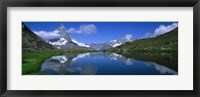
[22,23,54,51]
[107,27,178,53]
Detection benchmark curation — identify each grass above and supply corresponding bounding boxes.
[22,50,61,75]
[22,49,97,75]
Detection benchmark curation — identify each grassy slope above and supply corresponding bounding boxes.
[22,22,54,51]
[107,27,178,53]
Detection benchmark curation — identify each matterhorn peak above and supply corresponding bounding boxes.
[58,23,66,33]
[60,23,65,28]
[56,23,72,42]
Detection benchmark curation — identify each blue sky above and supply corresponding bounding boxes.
[24,22,178,44]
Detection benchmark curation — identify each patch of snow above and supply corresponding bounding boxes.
[72,38,90,47]
[111,42,122,47]
[110,40,117,42]
[49,38,68,46]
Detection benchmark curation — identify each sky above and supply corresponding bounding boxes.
[24,22,178,44]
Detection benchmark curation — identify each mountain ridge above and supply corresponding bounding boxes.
[107,27,178,52]
[22,23,54,51]
[88,35,133,50]
[47,24,133,50]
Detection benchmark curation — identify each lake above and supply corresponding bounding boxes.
[39,52,178,75]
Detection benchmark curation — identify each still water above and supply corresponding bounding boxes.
[39,52,178,75]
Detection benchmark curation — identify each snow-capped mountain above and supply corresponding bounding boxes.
[48,24,91,49]
[47,24,132,50]
[108,34,133,47]
[88,35,133,50]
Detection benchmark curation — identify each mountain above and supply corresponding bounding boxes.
[48,24,91,49]
[48,24,132,50]
[22,23,54,51]
[88,35,133,50]
[107,27,178,52]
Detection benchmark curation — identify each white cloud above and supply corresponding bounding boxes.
[66,24,97,34]
[124,34,133,39]
[66,27,75,33]
[151,23,178,37]
[33,30,60,41]
[77,24,97,34]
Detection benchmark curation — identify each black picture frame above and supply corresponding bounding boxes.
[0,0,200,97]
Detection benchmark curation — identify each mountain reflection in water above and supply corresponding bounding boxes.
[39,52,178,75]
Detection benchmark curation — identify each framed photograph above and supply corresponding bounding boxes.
[0,0,199,97]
